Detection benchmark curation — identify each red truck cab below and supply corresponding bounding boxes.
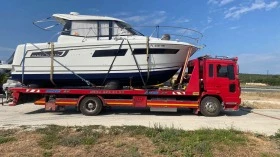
[185,56,241,116]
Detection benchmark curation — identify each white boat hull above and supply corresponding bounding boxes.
[11,39,198,87]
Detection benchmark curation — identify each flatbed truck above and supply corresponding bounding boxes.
[8,55,241,116]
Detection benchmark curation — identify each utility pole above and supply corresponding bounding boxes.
[267,70,269,77]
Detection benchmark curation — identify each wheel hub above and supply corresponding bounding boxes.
[205,102,217,113]
[88,102,94,109]
[86,101,96,111]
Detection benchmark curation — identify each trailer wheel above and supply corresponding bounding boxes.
[79,97,103,116]
[200,96,221,117]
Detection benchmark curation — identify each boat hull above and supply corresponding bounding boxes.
[11,39,198,87]
[12,69,178,87]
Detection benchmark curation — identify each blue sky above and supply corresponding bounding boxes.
[0,0,280,74]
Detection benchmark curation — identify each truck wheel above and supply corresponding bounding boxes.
[200,96,221,117]
[79,97,103,116]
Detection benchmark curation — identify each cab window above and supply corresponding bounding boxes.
[227,65,235,80]
[217,64,235,80]
[217,64,228,78]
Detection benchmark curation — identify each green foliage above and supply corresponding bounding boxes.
[108,126,247,156]
[239,73,280,86]
[148,127,246,156]
[34,125,251,156]
[0,136,16,144]
[42,151,53,157]
[273,129,280,139]
[36,125,66,149]
[0,73,9,85]
[0,129,17,144]
[270,129,280,148]
[0,129,17,136]
[36,125,64,135]
[37,125,101,150]
[1,125,278,156]
[126,146,141,157]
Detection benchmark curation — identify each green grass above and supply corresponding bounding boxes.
[36,125,64,149]
[0,129,17,144]
[42,151,53,157]
[114,141,126,148]
[148,127,246,156]
[126,146,141,157]
[273,129,280,139]
[0,136,16,144]
[101,125,247,156]
[270,129,280,148]
[33,125,279,156]
[0,129,17,137]
[37,125,101,149]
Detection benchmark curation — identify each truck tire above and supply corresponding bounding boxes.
[79,97,103,116]
[200,96,221,117]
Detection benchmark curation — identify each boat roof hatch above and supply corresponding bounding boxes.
[52,12,126,24]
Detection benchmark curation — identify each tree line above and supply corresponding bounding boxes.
[239,73,280,86]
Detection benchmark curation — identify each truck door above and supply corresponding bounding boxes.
[215,63,240,101]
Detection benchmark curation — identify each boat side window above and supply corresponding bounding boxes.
[98,21,110,40]
[113,21,143,36]
[61,20,71,35]
[113,21,132,36]
[71,21,98,37]
[64,20,142,39]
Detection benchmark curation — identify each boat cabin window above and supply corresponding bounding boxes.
[61,20,143,39]
[71,21,98,37]
[61,20,71,35]
[99,21,109,37]
[114,21,143,36]
[113,21,133,36]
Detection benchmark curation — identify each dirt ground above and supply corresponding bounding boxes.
[241,92,280,109]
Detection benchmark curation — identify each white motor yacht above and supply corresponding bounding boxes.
[1,12,202,88]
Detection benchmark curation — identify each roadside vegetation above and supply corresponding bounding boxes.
[0,125,279,157]
[241,91,280,109]
[240,73,280,86]
[0,73,8,85]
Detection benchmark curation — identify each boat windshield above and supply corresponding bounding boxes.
[115,21,144,36]
[61,20,143,38]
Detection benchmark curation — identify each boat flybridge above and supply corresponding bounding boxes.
[1,12,203,89]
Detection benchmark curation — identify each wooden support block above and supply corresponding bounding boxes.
[45,101,57,111]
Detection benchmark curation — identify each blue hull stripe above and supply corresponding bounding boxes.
[12,69,178,86]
